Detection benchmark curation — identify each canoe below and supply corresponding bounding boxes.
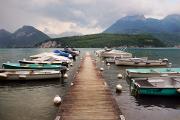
[115,58,169,66]
[0,69,65,81]
[2,63,66,70]
[130,77,180,96]
[126,68,180,78]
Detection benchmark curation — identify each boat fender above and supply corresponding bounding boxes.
[63,73,68,78]
[71,82,74,86]
[162,58,168,62]
[177,88,180,93]
[117,74,123,79]
[120,115,126,120]
[70,63,73,66]
[168,63,172,68]
[100,67,104,71]
[53,95,61,105]
[107,63,110,66]
[116,84,122,93]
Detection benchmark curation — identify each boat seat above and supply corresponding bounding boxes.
[135,80,154,87]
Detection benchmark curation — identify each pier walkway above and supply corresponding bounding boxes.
[56,52,122,120]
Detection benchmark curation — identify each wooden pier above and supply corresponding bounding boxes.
[56,52,123,120]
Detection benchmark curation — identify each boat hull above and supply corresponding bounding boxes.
[130,78,180,96]
[2,63,66,70]
[126,68,180,78]
[126,72,180,78]
[101,53,132,58]
[0,70,62,81]
[19,60,69,67]
[131,86,180,96]
[137,88,180,96]
[115,60,168,66]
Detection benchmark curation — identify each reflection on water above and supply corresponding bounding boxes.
[135,96,180,109]
[1,48,180,120]
[95,48,180,120]
[0,48,85,120]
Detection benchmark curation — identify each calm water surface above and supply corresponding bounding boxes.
[97,48,180,120]
[0,48,180,120]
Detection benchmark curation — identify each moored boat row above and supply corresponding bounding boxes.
[0,47,80,81]
[96,48,170,67]
[95,47,180,97]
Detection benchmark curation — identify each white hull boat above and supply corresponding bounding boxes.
[115,58,169,67]
[100,50,132,58]
[0,69,65,81]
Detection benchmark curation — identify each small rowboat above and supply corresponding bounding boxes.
[18,60,69,67]
[126,68,180,78]
[106,57,147,64]
[100,49,132,58]
[0,69,66,81]
[115,58,169,66]
[130,77,180,96]
[2,63,66,70]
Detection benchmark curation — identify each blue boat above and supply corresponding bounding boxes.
[53,50,72,58]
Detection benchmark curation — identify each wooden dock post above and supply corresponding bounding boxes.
[56,52,124,120]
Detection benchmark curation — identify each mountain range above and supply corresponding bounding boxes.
[1,14,180,48]
[0,26,50,48]
[104,14,180,46]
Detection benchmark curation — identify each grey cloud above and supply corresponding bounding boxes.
[1,0,180,33]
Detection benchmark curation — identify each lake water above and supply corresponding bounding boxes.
[0,48,180,120]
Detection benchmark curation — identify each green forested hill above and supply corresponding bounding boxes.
[37,33,166,48]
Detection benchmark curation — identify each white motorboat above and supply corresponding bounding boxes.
[27,52,72,66]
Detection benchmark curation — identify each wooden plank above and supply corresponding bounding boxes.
[56,52,122,120]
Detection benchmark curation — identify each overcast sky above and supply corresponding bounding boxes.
[0,0,180,35]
